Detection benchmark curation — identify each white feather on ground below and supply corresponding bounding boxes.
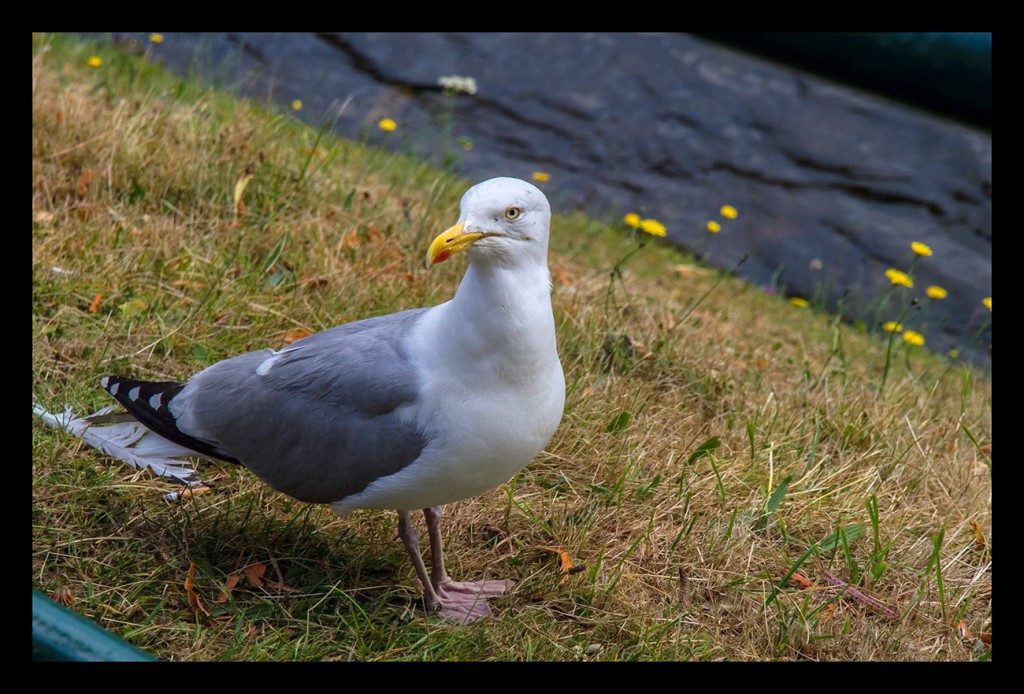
[33,403,199,482]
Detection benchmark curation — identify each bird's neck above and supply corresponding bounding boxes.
[456,260,552,321]
[430,259,556,364]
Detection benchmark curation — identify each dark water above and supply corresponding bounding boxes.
[97,32,992,367]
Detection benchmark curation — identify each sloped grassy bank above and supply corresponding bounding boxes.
[33,34,991,661]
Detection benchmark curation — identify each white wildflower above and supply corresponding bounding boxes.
[438,75,478,95]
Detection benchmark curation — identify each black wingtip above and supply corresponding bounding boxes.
[100,376,240,465]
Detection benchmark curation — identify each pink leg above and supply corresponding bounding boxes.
[397,510,444,613]
[423,506,513,624]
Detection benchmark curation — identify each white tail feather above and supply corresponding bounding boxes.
[33,403,200,483]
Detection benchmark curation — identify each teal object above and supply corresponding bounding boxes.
[32,590,156,661]
[701,32,992,130]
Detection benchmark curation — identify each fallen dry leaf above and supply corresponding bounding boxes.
[979,631,991,646]
[820,603,837,622]
[788,573,813,589]
[954,618,972,640]
[185,561,210,616]
[51,585,75,607]
[242,562,267,589]
[88,293,102,314]
[535,546,576,584]
[340,229,361,249]
[178,485,210,501]
[970,520,986,549]
[216,574,242,603]
[283,327,313,345]
[558,548,573,584]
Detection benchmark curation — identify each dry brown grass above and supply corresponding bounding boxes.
[32,34,991,661]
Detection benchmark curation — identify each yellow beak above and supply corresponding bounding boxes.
[425,221,491,268]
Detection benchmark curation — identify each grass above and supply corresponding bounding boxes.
[32,34,992,661]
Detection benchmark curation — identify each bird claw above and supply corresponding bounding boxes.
[428,579,515,624]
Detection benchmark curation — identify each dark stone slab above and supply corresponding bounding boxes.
[100,32,992,366]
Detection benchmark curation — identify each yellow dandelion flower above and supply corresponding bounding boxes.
[885,268,913,288]
[902,330,925,346]
[707,220,721,234]
[948,348,960,359]
[882,321,903,333]
[291,99,303,111]
[911,241,933,257]
[926,285,947,299]
[149,33,165,44]
[982,296,992,311]
[531,172,551,182]
[720,205,738,219]
[789,297,808,308]
[639,219,666,237]
[623,213,641,228]
[377,118,397,132]
[809,259,823,271]
[87,56,103,68]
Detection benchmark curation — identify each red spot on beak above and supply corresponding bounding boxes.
[434,249,452,265]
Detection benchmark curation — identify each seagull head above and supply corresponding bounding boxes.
[426,177,552,269]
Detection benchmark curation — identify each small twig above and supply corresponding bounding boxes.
[823,570,900,620]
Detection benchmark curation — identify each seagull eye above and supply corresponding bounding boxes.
[504,206,523,221]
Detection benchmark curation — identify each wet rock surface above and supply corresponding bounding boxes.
[106,32,992,366]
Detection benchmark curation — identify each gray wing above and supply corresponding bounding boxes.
[177,307,431,504]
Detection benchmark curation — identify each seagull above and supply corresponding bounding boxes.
[34,177,565,623]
